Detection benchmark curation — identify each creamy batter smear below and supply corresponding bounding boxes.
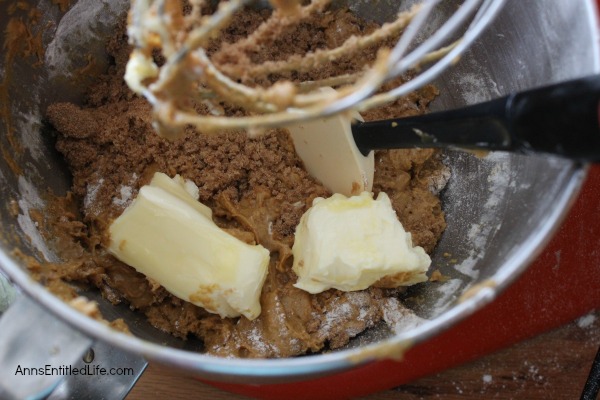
[43,7,448,358]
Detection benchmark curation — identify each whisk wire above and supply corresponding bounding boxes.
[125,0,507,134]
[389,0,480,77]
[366,0,506,110]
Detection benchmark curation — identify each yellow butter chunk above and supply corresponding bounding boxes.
[124,49,158,94]
[108,172,269,320]
[292,191,431,294]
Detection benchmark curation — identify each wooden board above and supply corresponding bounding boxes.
[128,311,599,400]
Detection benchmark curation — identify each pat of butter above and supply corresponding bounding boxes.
[124,50,158,94]
[292,191,431,294]
[108,172,269,320]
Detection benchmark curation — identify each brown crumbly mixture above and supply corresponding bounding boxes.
[43,8,447,358]
[211,8,383,85]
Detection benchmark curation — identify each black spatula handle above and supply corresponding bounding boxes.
[353,75,600,162]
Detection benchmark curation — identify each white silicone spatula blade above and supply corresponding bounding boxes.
[287,112,374,197]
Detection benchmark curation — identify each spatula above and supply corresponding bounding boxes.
[288,75,600,196]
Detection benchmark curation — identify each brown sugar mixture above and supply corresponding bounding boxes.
[44,7,448,358]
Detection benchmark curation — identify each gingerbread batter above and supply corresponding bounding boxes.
[43,7,447,358]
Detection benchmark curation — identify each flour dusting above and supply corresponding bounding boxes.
[452,152,513,280]
[577,313,597,329]
[382,297,426,334]
[432,278,463,313]
[16,176,55,261]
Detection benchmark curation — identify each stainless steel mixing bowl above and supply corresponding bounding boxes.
[0,0,598,393]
